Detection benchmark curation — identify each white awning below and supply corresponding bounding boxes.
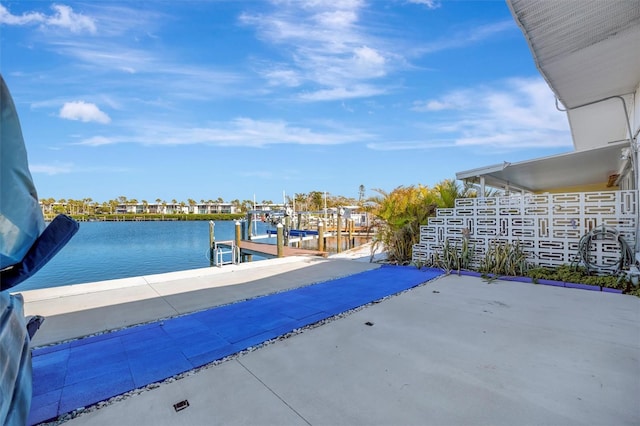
[456,142,628,193]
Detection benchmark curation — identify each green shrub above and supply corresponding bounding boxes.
[525,264,632,291]
[479,240,530,278]
[431,238,474,274]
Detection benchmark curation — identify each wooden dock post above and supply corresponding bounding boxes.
[209,220,215,266]
[245,214,253,262]
[277,223,284,257]
[235,221,243,263]
[317,220,324,252]
[336,208,343,253]
[284,215,291,246]
[348,218,354,249]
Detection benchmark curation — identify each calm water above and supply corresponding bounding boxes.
[17,220,274,291]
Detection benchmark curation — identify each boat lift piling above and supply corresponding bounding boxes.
[336,208,342,253]
[209,220,215,267]
[318,220,325,252]
[277,223,284,258]
[235,221,252,263]
[348,218,354,249]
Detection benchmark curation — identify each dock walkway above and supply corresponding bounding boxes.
[217,240,328,258]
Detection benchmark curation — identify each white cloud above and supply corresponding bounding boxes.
[298,85,386,101]
[405,0,440,9]
[0,4,44,25]
[354,46,385,66]
[351,46,387,78]
[415,20,515,55]
[0,4,96,33]
[366,140,452,151]
[412,91,470,112]
[50,41,154,74]
[30,163,74,175]
[380,78,572,151]
[263,68,302,87]
[30,162,130,174]
[59,101,111,124]
[240,1,510,102]
[47,5,96,34]
[314,9,358,27]
[240,1,394,100]
[77,136,113,146]
[73,117,372,148]
[178,117,370,147]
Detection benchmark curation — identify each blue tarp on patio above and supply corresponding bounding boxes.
[28,265,442,425]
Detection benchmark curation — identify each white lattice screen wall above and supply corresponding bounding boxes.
[412,190,638,269]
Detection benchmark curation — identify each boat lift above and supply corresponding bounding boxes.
[211,240,240,267]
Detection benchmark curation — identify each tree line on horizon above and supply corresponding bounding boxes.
[39,187,369,216]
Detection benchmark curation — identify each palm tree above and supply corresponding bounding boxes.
[108,199,118,214]
[67,198,77,215]
[308,191,324,211]
[241,199,254,212]
[368,178,486,263]
[40,198,53,216]
[434,178,498,208]
[294,193,307,212]
[99,201,109,214]
[434,179,463,208]
[53,199,66,214]
[369,185,439,263]
[82,198,93,214]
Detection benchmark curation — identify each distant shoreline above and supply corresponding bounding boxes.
[46,213,245,222]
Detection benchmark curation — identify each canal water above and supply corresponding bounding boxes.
[15,220,275,291]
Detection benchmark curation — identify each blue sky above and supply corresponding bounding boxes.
[1,0,572,204]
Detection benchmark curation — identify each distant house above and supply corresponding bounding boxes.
[414,2,640,272]
[116,204,145,214]
[253,203,286,212]
[193,202,236,215]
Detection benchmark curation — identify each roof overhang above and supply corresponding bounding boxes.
[506,0,640,151]
[456,142,628,193]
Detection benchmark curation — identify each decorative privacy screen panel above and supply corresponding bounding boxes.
[412,190,638,269]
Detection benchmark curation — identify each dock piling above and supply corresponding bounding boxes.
[277,223,284,258]
[318,220,324,252]
[209,221,215,266]
[235,221,245,263]
[348,218,354,249]
[336,208,343,253]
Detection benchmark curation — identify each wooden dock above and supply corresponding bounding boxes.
[216,240,328,259]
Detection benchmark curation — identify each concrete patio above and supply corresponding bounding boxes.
[17,253,640,426]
